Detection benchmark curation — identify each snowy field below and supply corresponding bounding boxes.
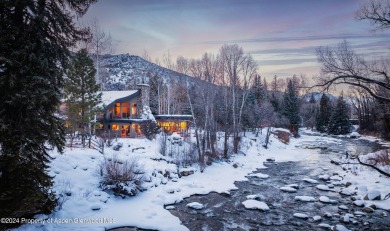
[13,129,390,231]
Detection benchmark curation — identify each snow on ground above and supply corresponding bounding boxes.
[13,128,390,231]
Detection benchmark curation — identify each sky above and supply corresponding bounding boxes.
[82,0,390,80]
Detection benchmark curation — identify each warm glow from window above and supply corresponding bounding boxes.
[115,103,120,117]
[134,124,141,134]
[121,125,129,137]
[180,122,187,129]
[157,121,188,133]
[112,124,119,130]
[132,103,137,115]
[122,103,130,118]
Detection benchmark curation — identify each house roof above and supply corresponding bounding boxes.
[100,90,139,107]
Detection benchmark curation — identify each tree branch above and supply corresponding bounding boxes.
[354,155,390,177]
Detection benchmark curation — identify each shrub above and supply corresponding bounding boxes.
[140,121,160,140]
[159,132,168,156]
[98,155,144,198]
[272,130,291,144]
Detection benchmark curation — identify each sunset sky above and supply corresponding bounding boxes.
[82,0,390,79]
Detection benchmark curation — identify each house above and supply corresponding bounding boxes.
[97,84,192,138]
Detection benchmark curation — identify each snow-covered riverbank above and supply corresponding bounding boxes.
[14,129,390,231]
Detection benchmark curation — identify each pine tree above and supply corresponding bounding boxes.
[316,94,332,133]
[328,95,352,135]
[64,49,102,147]
[0,0,96,223]
[282,80,301,136]
[251,74,266,102]
[309,94,316,104]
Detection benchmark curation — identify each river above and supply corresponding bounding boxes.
[166,135,390,231]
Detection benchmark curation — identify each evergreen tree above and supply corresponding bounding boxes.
[328,95,352,135]
[65,49,102,147]
[270,93,280,112]
[282,80,301,136]
[251,74,266,102]
[316,94,332,133]
[0,0,96,223]
[309,94,316,104]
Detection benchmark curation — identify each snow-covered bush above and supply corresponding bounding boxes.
[55,179,72,210]
[159,133,198,167]
[139,120,160,140]
[159,132,168,156]
[98,155,144,198]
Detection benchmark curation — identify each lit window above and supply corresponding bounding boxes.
[115,103,120,118]
[122,102,130,118]
[112,124,119,130]
[132,103,137,115]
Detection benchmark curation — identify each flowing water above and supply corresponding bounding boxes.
[166,136,390,231]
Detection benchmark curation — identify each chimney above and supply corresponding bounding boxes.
[137,83,150,110]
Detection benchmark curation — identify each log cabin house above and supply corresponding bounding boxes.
[97,84,192,138]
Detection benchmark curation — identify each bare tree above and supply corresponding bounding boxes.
[162,50,175,70]
[87,18,112,91]
[141,49,152,62]
[356,0,390,30]
[315,40,390,102]
[315,1,390,102]
[219,44,258,153]
[176,56,190,75]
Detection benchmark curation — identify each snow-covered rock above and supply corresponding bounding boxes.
[338,205,348,210]
[303,178,318,184]
[186,202,204,210]
[293,213,309,219]
[364,190,381,200]
[324,212,332,218]
[340,214,350,223]
[353,200,365,207]
[327,183,334,188]
[340,188,356,196]
[287,184,299,189]
[318,223,332,229]
[294,196,316,202]
[313,215,322,221]
[330,175,343,181]
[319,174,330,180]
[319,196,337,204]
[349,132,361,138]
[280,186,297,193]
[362,206,374,213]
[316,184,330,191]
[249,173,269,179]
[332,224,350,231]
[242,200,270,211]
